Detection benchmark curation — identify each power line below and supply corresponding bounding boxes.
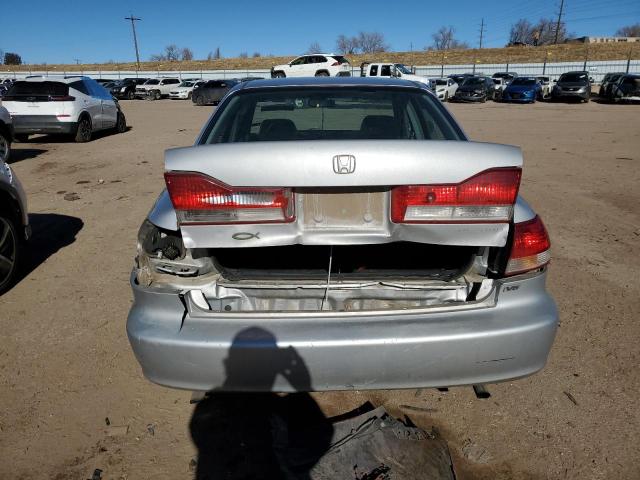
[125,14,142,70]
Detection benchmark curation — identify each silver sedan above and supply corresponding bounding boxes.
[127,77,558,392]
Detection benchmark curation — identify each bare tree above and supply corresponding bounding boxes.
[509,19,534,45]
[150,53,165,61]
[428,26,469,50]
[357,31,388,53]
[538,18,569,44]
[3,52,22,65]
[239,52,248,58]
[181,47,194,61]
[306,41,323,54]
[616,23,640,37]
[336,34,359,54]
[0,49,4,65]
[164,44,180,62]
[252,52,261,58]
[207,47,222,61]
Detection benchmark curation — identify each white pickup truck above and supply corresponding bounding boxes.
[360,63,431,86]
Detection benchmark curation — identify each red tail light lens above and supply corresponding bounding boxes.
[165,172,295,224]
[391,168,521,223]
[506,215,551,276]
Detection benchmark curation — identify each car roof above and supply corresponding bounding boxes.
[236,76,427,90]
[16,75,92,84]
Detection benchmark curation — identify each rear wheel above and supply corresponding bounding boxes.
[274,72,285,78]
[444,91,449,102]
[188,91,192,100]
[127,89,135,100]
[154,90,162,100]
[0,130,10,163]
[74,116,92,143]
[195,95,205,106]
[0,214,22,295]
[315,71,329,77]
[115,112,127,133]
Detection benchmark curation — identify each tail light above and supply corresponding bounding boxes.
[165,172,294,224]
[505,215,551,276]
[50,95,76,101]
[391,168,521,223]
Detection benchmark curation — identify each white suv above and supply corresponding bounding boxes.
[169,79,205,100]
[135,78,181,100]
[271,54,351,78]
[2,76,127,143]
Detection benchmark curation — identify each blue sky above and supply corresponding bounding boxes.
[1,0,638,64]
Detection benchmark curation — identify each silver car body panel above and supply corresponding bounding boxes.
[127,271,557,392]
[0,158,29,228]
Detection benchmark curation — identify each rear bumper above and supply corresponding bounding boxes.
[127,271,558,392]
[450,95,486,103]
[11,115,77,135]
[552,90,589,100]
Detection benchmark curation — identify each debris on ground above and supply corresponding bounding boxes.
[146,423,155,436]
[563,391,578,405]
[88,468,102,480]
[63,192,80,201]
[461,438,492,464]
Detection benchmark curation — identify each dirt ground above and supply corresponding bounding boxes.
[1,97,638,479]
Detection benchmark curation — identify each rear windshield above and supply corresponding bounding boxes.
[7,81,68,96]
[144,79,160,85]
[559,73,588,83]
[511,78,536,86]
[435,79,447,86]
[202,87,463,143]
[462,77,484,86]
[205,81,230,88]
[331,55,349,64]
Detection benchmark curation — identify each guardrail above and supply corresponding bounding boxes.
[2,59,638,83]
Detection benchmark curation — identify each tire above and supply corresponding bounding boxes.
[584,96,590,103]
[14,134,29,143]
[315,71,329,77]
[480,95,487,103]
[115,112,127,134]
[188,92,192,100]
[154,90,162,101]
[444,91,449,102]
[273,72,285,78]
[74,115,92,143]
[127,89,135,100]
[0,214,22,295]
[0,130,10,163]
[195,95,205,106]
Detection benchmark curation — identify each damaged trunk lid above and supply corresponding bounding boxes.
[164,140,523,249]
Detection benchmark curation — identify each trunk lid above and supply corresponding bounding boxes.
[165,140,522,249]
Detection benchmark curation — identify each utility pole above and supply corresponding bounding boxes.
[74,59,81,65]
[554,0,565,45]
[479,18,485,49]
[125,15,142,70]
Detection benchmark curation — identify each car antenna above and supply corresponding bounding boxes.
[321,245,333,311]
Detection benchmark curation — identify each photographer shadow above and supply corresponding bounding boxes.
[189,327,334,480]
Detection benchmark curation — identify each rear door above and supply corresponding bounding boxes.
[68,80,102,129]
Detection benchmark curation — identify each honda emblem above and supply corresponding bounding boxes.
[332,155,356,174]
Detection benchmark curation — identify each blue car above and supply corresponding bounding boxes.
[502,77,542,103]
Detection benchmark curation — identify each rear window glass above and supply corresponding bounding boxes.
[202,87,463,144]
[7,81,68,96]
[331,55,349,64]
[511,78,536,86]
[145,79,160,85]
[559,73,588,83]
